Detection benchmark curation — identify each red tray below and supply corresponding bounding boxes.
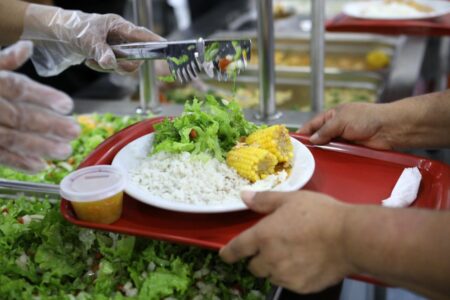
[61,118,450,251]
[326,13,450,36]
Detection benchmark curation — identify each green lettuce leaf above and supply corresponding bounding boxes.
[138,258,190,300]
[0,113,142,185]
[152,96,259,160]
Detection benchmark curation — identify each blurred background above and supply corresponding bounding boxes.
[17,0,449,115]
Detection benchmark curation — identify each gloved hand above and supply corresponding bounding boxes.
[20,4,164,76]
[0,41,80,173]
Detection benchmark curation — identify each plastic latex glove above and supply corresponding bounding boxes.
[0,41,80,172]
[20,4,164,76]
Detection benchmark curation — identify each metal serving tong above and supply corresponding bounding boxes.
[0,179,60,200]
[112,38,251,83]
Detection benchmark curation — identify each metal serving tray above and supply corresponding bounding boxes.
[209,31,400,74]
[209,31,427,104]
[169,70,383,111]
[209,31,429,103]
[207,71,383,112]
[179,31,394,111]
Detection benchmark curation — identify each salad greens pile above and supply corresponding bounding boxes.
[152,95,259,161]
[0,198,270,299]
[0,113,271,299]
[0,113,141,184]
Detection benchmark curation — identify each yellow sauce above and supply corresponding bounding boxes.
[71,191,123,224]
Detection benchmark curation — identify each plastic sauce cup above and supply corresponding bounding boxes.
[60,165,126,224]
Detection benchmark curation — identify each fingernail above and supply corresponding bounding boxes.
[56,117,81,140]
[67,123,81,138]
[241,190,256,203]
[22,157,47,174]
[55,102,73,115]
[152,32,167,42]
[99,54,117,70]
[15,40,33,58]
[53,144,72,160]
[310,132,320,143]
[50,93,73,114]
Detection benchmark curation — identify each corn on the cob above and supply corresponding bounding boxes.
[226,145,277,182]
[245,125,293,164]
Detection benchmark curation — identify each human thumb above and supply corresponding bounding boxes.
[310,116,344,144]
[95,43,117,70]
[241,191,288,214]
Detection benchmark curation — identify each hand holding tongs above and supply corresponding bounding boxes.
[111,38,251,83]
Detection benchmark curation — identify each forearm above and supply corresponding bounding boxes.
[343,205,450,299]
[381,90,450,149]
[0,0,29,45]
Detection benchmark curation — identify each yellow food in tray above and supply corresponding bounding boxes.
[60,165,126,225]
[71,191,124,224]
[251,49,390,71]
[366,49,390,70]
[246,124,293,164]
[227,145,278,182]
[226,125,293,182]
[384,0,434,13]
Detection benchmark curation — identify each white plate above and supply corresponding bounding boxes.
[112,133,315,213]
[343,0,450,20]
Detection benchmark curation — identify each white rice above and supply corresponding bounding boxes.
[130,152,287,205]
[130,152,249,205]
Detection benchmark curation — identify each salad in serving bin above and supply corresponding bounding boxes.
[0,113,271,299]
[0,113,142,185]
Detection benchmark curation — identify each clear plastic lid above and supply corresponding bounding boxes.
[60,165,126,202]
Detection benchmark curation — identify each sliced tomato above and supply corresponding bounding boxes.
[189,129,198,139]
[218,58,232,72]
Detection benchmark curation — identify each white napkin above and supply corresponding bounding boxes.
[382,167,422,208]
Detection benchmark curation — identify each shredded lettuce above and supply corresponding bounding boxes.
[204,42,219,62]
[0,113,142,184]
[157,75,176,83]
[0,198,270,299]
[0,113,271,299]
[152,95,259,160]
[168,55,189,66]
